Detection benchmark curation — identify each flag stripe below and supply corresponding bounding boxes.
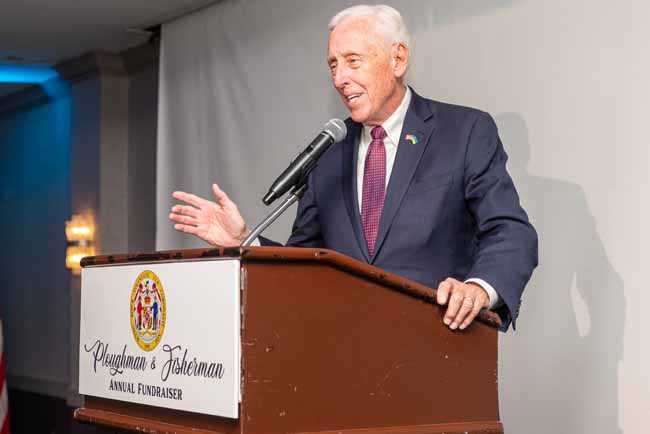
[0,318,8,434]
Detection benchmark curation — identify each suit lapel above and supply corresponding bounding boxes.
[371,91,437,263]
[341,121,370,262]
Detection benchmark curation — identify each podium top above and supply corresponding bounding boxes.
[81,246,501,329]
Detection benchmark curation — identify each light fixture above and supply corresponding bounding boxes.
[65,213,95,275]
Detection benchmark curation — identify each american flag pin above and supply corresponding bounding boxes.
[405,134,419,144]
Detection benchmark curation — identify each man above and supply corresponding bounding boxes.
[169,4,537,331]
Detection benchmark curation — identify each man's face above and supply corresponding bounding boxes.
[327,16,407,125]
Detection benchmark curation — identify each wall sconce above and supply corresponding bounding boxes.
[65,214,96,275]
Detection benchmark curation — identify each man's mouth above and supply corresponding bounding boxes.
[345,93,362,104]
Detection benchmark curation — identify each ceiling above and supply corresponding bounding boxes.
[0,0,219,98]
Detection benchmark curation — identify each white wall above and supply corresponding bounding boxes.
[158,1,649,432]
[406,1,648,432]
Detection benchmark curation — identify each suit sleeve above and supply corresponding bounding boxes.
[284,172,326,248]
[257,172,325,247]
[463,112,538,330]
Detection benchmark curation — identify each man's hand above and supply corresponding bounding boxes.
[436,278,489,330]
[169,183,250,247]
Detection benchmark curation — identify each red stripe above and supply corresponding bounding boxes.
[0,415,9,434]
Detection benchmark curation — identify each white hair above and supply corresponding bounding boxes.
[328,4,410,47]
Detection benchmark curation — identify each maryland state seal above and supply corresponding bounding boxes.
[130,270,166,351]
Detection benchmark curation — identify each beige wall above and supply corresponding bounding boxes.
[63,47,159,405]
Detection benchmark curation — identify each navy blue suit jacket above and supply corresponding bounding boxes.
[264,89,537,330]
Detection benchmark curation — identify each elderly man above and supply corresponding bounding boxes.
[169,4,537,331]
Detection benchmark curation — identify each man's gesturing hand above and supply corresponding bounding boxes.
[169,183,251,247]
[436,278,489,330]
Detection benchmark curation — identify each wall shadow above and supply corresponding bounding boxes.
[497,113,625,434]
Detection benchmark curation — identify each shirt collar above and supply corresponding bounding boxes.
[362,86,412,148]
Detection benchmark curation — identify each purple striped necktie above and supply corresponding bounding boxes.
[361,126,387,256]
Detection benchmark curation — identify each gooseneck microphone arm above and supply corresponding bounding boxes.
[241,183,308,247]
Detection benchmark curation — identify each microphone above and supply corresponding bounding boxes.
[262,119,347,205]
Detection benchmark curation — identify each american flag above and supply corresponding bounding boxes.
[0,319,9,434]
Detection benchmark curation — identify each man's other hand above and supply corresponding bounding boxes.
[169,183,251,247]
[436,278,489,330]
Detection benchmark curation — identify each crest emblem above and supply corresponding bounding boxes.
[130,270,166,351]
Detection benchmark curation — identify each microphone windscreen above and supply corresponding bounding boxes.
[323,118,347,142]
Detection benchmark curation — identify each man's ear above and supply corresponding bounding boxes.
[393,42,409,78]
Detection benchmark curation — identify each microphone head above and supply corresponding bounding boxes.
[323,118,347,142]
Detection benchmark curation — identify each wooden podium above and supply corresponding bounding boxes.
[75,246,503,434]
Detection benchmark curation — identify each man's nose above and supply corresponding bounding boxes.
[332,67,349,89]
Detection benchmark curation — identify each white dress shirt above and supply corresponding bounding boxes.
[356,87,502,309]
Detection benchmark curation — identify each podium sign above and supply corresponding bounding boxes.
[79,259,241,418]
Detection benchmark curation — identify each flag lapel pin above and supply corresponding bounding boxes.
[405,134,419,144]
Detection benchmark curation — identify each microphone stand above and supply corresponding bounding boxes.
[241,183,308,247]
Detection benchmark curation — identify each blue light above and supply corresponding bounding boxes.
[41,78,70,99]
[0,64,59,84]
